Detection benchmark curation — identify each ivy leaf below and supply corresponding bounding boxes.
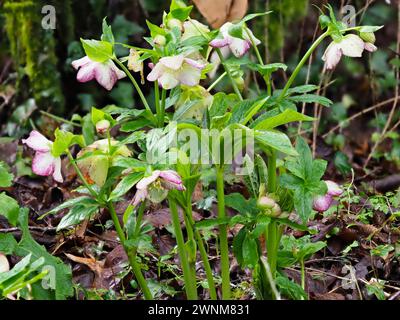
[80,39,113,62]
[0,192,19,226]
[0,161,13,188]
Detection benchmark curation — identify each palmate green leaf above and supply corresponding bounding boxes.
[109,172,143,200]
[146,20,166,38]
[255,130,298,156]
[81,39,113,62]
[287,84,319,95]
[0,233,18,255]
[16,208,73,300]
[242,233,259,268]
[276,273,307,300]
[0,192,19,226]
[252,109,315,131]
[209,92,237,118]
[101,18,114,44]
[225,193,258,216]
[248,63,287,77]
[57,201,100,231]
[0,161,13,187]
[293,187,313,223]
[52,129,85,157]
[289,94,332,107]
[45,196,93,216]
[120,118,152,132]
[233,227,246,267]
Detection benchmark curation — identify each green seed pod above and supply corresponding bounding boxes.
[360,32,376,44]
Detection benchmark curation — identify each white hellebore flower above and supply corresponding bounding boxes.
[181,19,210,41]
[210,22,261,58]
[147,54,206,90]
[71,56,126,91]
[322,34,376,70]
[22,131,63,183]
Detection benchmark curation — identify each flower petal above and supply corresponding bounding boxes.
[243,27,261,46]
[322,43,342,70]
[229,38,251,57]
[177,65,201,87]
[76,62,96,83]
[137,170,161,190]
[32,152,56,177]
[159,170,183,185]
[132,189,148,207]
[339,34,365,57]
[365,42,377,52]
[94,62,118,91]
[71,56,91,70]
[313,195,333,212]
[22,131,52,152]
[184,58,206,70]
[147,63,164,82]
[159,71,180,89]
[325,180,343,197]
[209,37,231,48]
[52,156,63,183]
[160,55,185,70]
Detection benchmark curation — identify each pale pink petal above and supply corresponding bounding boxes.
[76,62,96,83]
[159,170,183,185]
[313,195,333,212]
[137,170,161,190]
[159,71,180,89]
[339,34,365,58]
[132,189,148,206]
[326,180,343,197]
[32,152,56,177]
[322,43,343,70]
[210,37,231,48]
[52,156,63,183]
[71,56,91,70]
[109,61,127,80]
[243,28,261,46]
[147,63,164,82]
[184,58,206,70]
[229,38,251,57]
[365,42,377,52]
[94,63,117,91]
[176,65,201,87]
[159,55,185,70]
[22,131,52,152]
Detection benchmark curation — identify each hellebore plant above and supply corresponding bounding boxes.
[22,1,382,300]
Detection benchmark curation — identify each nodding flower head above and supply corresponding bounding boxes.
[313,180,343,212]
[22,131,63,183]
[132,170,185,206]
[147,54,206,90]
[210,22,261,58]
[71,56,126,91]
[322,34,377,70]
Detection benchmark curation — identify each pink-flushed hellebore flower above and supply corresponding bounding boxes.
[22,131,63,183]
[132,170,185,206]
[147,54,206,90]
[210,22,261,58]
[71,56,126,91]
[322,34,377,70]
[313,180,343,213]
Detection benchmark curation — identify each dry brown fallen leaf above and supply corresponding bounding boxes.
[0,253,10,273]
[192,0,248,28]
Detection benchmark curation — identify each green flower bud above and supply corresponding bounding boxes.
[257,196,276,210]
[359,32,376,44]
[153,35,167,46]
[167,18,183,31]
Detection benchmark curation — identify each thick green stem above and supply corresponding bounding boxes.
[216,49,243,101]
[267,150,277,193]
[113,58,157,124]
[107,202,153,300]
[185,201,218,300]
[277,31,330,102]
[168,196,198,300]
[154,81,161,124]
[216,166,231,300]
[159,88,167,128]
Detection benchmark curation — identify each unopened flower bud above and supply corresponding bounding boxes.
[153,35,167,46]
[257,196,275,210]
[271,203,282,218]
[359,32,376,44]
[96,119,110,135]
[167,18,183,31]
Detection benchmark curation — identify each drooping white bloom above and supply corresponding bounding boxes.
[210,22,261,58]
[147,54,206,89]
[72,56,126,91]
[322,34,374,70]
[181,19,210,41]
[22,131,63,183]
[132,170,185,206]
